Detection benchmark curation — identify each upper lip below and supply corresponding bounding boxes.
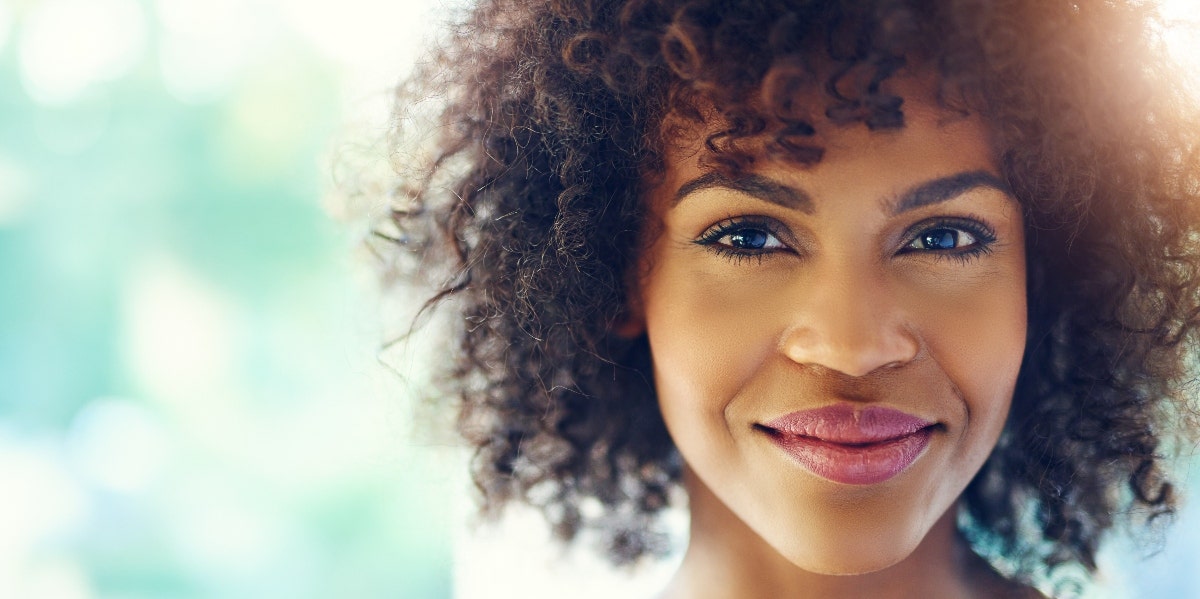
[760,404,935,444]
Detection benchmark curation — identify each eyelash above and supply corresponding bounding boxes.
[898,216,998,264]
[694,216,786,264]
[694,215,998,265]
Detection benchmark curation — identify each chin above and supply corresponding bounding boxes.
[780,537,917,577]
[793,549,909,577]
[761,505,936,578]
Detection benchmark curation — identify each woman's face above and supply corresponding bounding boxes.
[632,88,1027,575]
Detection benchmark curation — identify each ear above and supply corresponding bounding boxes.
[612,275,646,339]
[612,308,645,338]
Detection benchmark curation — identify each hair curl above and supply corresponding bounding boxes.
[380,0,1200,588]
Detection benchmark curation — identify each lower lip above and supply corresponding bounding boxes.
[765,428,933,485]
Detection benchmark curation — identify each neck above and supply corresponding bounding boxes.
[660,470,1020,599]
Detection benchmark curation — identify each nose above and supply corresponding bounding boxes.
[779,267,921,378]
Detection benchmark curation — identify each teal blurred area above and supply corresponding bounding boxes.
[0,0,453,597]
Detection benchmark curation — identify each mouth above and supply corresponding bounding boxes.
[756,404,937,485]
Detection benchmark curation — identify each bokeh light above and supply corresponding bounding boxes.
[154,0,266,104]
[17,0,147,105]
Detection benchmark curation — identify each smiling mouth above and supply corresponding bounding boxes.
[756,405,938,485]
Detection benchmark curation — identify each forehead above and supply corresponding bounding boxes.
[650,91,1000,214]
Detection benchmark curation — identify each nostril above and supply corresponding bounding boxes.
[779,311,921,377]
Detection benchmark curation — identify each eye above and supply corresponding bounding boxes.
[718,227,785,251]
[695,217,789,259]
[899,217,997,264]
[907,227,978,251]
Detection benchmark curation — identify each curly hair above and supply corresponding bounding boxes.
[380,0,1200,588]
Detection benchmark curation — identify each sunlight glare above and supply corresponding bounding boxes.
[1158,0,1200,98]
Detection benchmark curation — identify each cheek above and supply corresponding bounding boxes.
[639,254,786,452]
[907,262,1027,452]
[642,259,779,405]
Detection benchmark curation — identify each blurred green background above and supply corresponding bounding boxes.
[2,0,1200,598]
[0,0,456,597]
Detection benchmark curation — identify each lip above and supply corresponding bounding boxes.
[760,404,936,485]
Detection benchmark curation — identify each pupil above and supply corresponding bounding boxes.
[731,229,768,249]
[923,229,957,250]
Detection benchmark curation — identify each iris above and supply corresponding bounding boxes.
[921,229,958,250]
[730,229,770,249]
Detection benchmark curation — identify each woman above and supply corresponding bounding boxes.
[381,0,1200,596]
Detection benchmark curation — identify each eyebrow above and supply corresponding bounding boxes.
[672,171,814,213]
[888,170,1012,215]
[671,169,1011,215]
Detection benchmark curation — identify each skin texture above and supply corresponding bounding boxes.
[629,82,1030,597]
